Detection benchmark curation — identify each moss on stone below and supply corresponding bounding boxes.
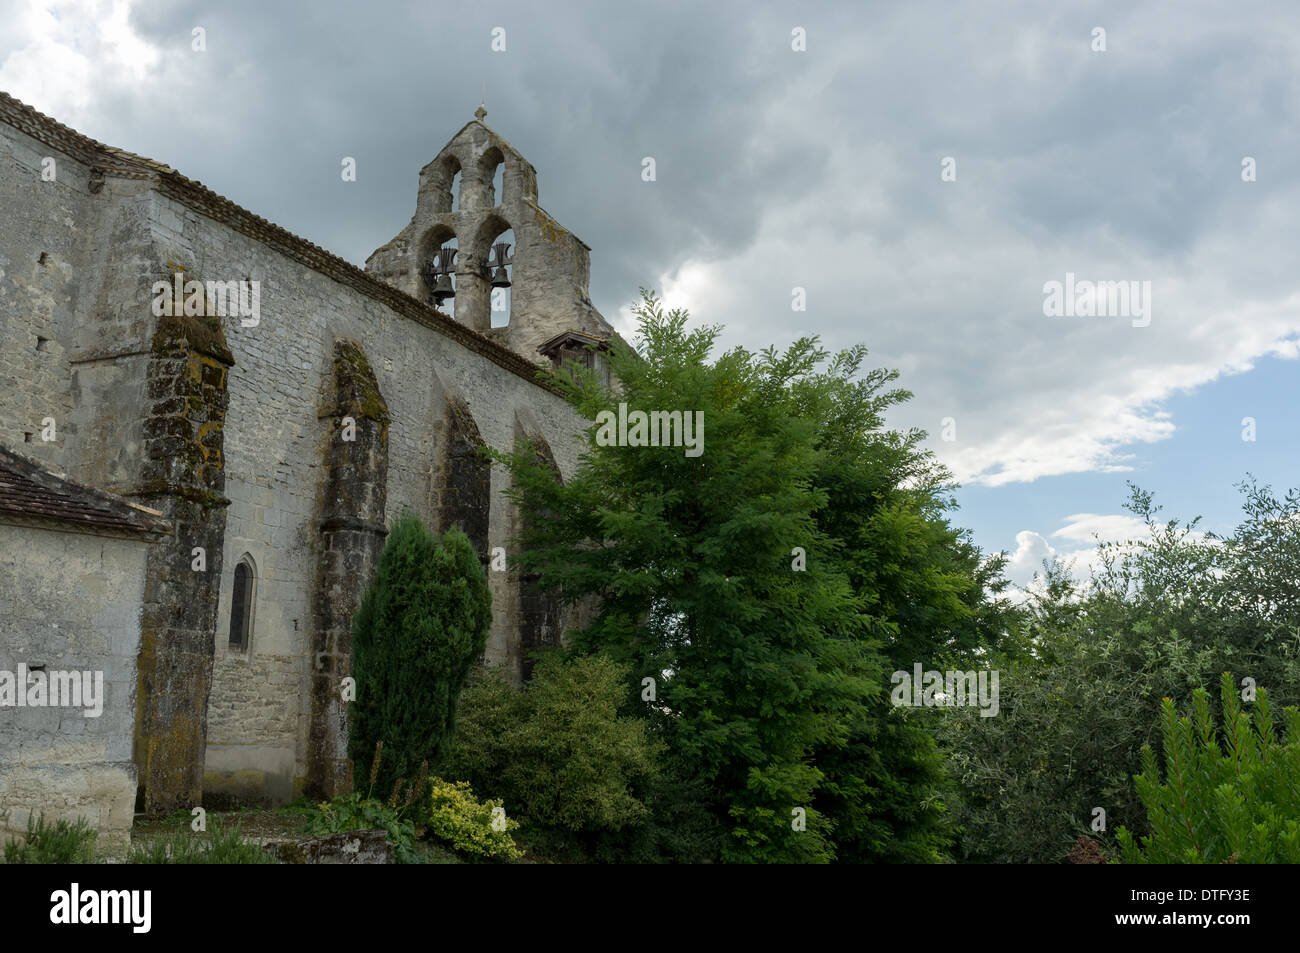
[152,260,235,363]
[131,479,230,510]
[333,339,390,422]
[152,313,232,364]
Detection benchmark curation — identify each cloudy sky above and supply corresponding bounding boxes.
[4,0,1299,588]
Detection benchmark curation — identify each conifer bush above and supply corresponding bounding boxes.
[348,515,492,800]
[1117,672,1300,863]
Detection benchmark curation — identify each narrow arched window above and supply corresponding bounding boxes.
[229,556,256,652]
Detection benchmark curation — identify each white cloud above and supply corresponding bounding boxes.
[1003,507,1218,601]
[1005,529,1057,586]
[0,1,162,128]
[5,0,1300,497]
[641,143,1300,490]
[627,4,1300,490]
[1051,513,1151,545]
[1004,511,1158,590]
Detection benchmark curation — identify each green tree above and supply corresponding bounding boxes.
[941,482,1300,863]
[348,515,492,799]
[1117,673,1300,863]
[799,345,1016,863]
[498,289,1008,862]
[445,654,661,842]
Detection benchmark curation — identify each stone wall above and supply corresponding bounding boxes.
[0,92,598,809]
[0,123,83,472]
[140,163,593,800]
[143,184,594,785]
[0,524,153,854]
[0,103,157,491]
[205,475,307,805]
[204,650,299,806]
[365,116,613,362]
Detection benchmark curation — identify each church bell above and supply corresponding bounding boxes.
[431,244,458,303]
[433,272,454,303]
[490,242,512,288]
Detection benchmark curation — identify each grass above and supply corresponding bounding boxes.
[3,813,97,864]
[127,819,278,864]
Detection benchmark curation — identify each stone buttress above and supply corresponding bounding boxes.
[306,340,390,799]
[131,310,233,815]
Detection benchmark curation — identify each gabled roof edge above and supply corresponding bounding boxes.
[0,90,566,399]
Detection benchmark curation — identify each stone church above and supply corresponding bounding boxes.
[0,91,618,850]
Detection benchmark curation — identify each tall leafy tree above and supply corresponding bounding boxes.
[796,342,1017,862]
[499,290,1009,862]
[349,515,492,800]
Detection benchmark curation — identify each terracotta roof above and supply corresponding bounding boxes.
[538,329,611,356]
[0,90,564,397]
[0,446,169,539]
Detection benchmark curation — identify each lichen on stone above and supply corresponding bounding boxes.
[333,339,390,423]
[150,259,234,362]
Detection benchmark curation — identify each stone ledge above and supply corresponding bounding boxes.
[264,829,392,864]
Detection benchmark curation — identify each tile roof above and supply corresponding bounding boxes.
[0,446,169,539]
[538,329,612,355]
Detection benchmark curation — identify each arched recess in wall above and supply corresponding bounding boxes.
[512,420,563,680]
[228,554,256,653]
[473,213,515,329]
[427,153,461,214]
[418,224,458,316]
[436,395,491,564]
[479,146,505,208]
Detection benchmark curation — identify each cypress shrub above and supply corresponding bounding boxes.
[348,514,492,799]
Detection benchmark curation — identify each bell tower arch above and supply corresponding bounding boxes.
[365,103,617,361]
